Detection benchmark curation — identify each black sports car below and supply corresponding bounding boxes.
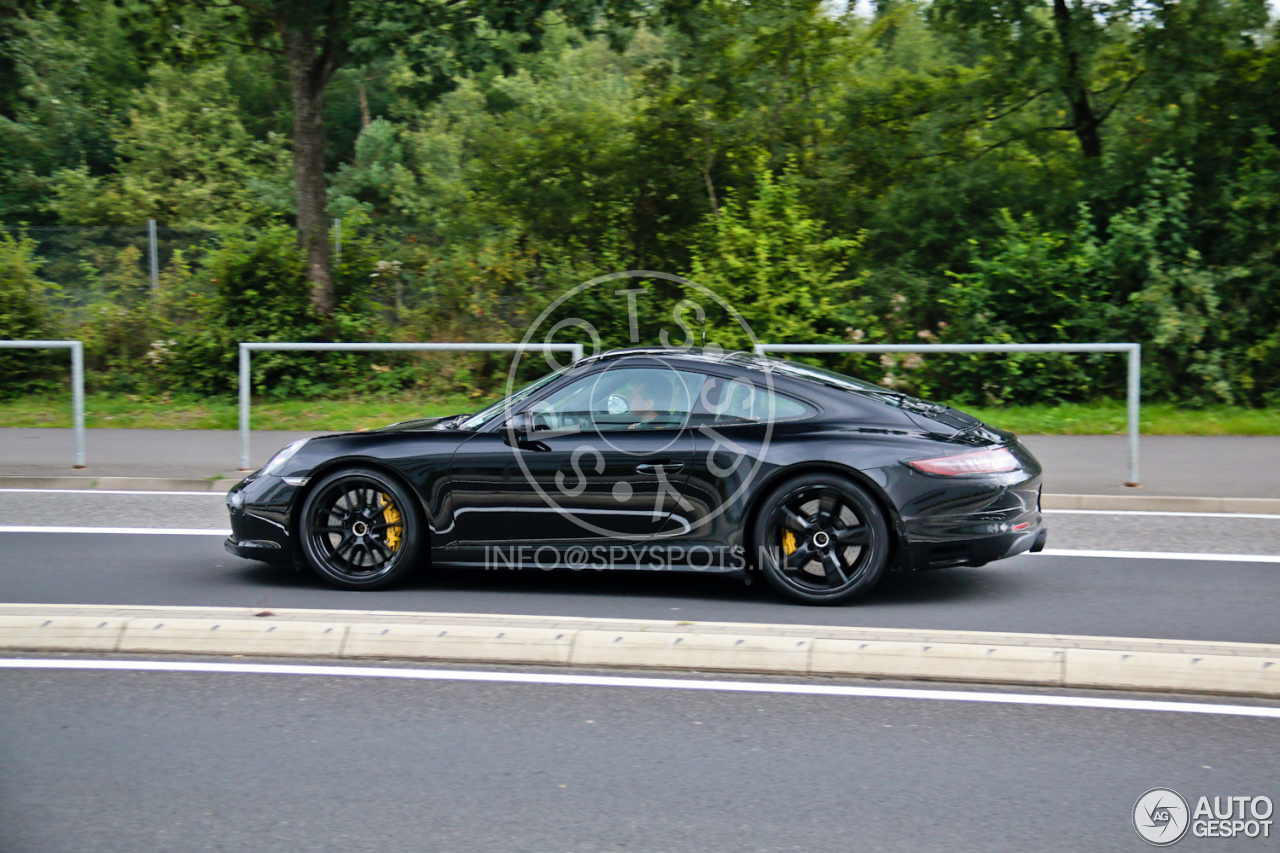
[226,348,1046,604]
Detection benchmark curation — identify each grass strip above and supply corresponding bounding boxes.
[0,393,1276,435]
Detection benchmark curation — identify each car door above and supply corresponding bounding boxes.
[449,365,708,545]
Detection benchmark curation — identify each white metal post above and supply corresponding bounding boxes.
[239,344,252,471]
[1126,344,1141,486]
[0,340,86,468]
[753,342,1143,487]
[147,219,159,293]
[236,342,585,472]
[71,341,85,468]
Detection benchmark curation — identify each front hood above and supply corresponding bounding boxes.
[374,416,458,433]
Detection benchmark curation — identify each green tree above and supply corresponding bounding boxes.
[48,64,291,226]
[130,0,647,316]
[687,163,874,351]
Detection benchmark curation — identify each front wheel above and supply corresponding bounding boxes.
[752,472,891,605]
[298,467,423,590]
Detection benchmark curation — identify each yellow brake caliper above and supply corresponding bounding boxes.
[781,528,797,556]
[381,493,402,552]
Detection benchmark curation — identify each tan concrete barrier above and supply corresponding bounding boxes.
[343,623,573,664]
[810,639,1064,685]
[571,629,812,672]
[2,604,1279,698]
[118,617,345,657]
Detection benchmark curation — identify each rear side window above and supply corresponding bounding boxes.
[694,376,814,425]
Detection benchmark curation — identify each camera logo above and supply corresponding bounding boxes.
[505,270,773,540]
[1134,788,1190,846]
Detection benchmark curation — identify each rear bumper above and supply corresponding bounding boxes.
[901,523,1047,571]
[892,444,1046,571]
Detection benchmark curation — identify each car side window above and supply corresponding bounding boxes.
[693,376,814,425]
[528,367,709,432]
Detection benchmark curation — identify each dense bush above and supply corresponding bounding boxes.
[0,231,58,398]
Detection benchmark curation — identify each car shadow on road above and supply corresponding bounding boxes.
[232,559,1031,611]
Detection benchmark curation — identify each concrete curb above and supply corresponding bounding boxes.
[0,476,241,492]
[2,603,1278,698]
[3,476,1279,513]
[1040,493,1280,514]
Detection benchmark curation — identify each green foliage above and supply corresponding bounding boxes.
[5,0,1280,413]
[47,64,292,227]
[0,230,59,397]
[688,163,876,353]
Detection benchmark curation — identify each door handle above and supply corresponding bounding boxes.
[635,462,685,475]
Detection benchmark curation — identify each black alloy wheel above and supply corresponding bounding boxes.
[299,467,423,589]
[752,472,891,605]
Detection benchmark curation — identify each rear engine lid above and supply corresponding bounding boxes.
[902,404,1012,445]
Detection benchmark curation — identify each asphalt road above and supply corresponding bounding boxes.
[2,659,1277,853]
[3,531,1280,644]
[4,490,1280,552]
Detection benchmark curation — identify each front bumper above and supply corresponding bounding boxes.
[224,473,302,565]
[223,535,292,564]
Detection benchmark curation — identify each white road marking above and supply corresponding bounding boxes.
[0,526,229,536]
[1046,509,1280,520]
[1036,549,1280,563]
[0,489,224,497]
[2,658,1278,719]
[1,527,1276,562]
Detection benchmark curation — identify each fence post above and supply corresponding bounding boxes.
[71,341,85,468]
[0,340,87,467]
[147,219,159,293]
[1126,344,1141,487]
[239,344,252,471]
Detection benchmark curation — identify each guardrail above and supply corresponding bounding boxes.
[0,340,85,467]
[753,342,1142,486]
[237,342,586,471]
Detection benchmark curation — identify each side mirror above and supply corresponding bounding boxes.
[504,410,548,449]
[506,410,535,439]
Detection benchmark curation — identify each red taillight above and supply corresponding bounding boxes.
[907,447,1020,476]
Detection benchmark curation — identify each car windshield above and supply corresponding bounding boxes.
[458,369,563,430]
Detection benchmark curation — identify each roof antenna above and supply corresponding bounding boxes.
[701,318,708,348]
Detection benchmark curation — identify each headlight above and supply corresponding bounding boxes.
[263,438,309,476]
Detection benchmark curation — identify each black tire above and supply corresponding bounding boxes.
[751,472,891,605]
[298,467,424,590]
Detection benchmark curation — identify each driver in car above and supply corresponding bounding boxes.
[625,376,675,428]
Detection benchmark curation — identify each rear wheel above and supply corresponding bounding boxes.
[298,467,423,590]
[752,472,891,605]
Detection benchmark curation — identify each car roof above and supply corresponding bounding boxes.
[576,347,768,369]
[571,347,911,408]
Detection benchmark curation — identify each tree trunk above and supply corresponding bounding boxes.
[359,81,371,130]
[1053,0,1103,159]
[279,23,337,315]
